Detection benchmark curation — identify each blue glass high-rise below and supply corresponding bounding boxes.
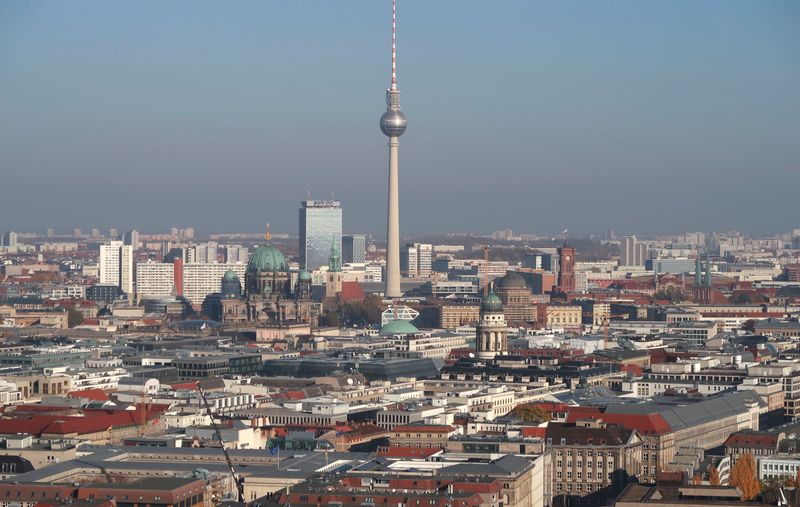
[299,200,342,271]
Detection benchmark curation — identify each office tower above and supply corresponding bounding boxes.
[342,234,367,264]
[379,0,407,298]
[223,245,250,264]
[621,235,647,267]
[46,228,55,238]
[91,228,101,239]
[557,241,576,293]
[299,200,342,270]
[73,228,82,238]
[192,243,218,264]
[0,232,17,247]
[108,228,118,240]
[401,242,432,277]
[99,240,134,295]
[170,227,179,237]
[122,230,139,250]
[181,227,195,240]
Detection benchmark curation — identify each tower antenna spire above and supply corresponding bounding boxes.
[391,0,397,90]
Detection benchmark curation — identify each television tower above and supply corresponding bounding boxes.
[379,0,407,298]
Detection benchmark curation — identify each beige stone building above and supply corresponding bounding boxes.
[390,424,457,449]
[440,304,480,328]
[546,420,644,504]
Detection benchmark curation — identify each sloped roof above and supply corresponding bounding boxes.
[66,389,109,401]
[565,406,671,436]
[338,281,365,302]
[724,431,778,449]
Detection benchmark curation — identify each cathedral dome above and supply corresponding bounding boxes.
[481,291,503,312]
[496,271,528,290]
[247,243,287,273]
[298,269,312,282]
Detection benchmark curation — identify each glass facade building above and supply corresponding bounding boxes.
[342,234,366,264]
[299,200,342,270]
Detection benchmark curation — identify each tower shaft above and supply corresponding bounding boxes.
[385,137,401,298]
[379,0,406,299]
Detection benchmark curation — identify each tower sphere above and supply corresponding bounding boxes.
[380,110,407,137]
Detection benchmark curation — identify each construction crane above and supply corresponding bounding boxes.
[196,383,244,503]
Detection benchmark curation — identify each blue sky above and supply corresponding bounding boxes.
[1,1,798,237]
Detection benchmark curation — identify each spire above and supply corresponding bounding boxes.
[694,255,702,287]
[329,236,341,272]
[391,0,397,91]
[704,251,712,287]
[264,223,271,243]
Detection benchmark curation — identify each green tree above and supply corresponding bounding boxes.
[654,285,685,303]
[67,307,84,328]
[319,310,339,328]
[741,319,757,333]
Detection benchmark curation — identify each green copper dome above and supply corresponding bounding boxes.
[298,269,312,282]
[223,270,238,281]
[379,319,419,336]
[482,291,503,312]
[247,243,287,273]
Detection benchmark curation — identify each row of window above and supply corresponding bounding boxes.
[556,460,615,469]
[556,471,613,481]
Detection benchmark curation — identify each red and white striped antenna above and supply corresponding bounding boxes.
[391,0,397,90]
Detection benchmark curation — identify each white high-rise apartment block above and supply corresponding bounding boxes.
[136,262,175,299]
[621,236,648,267]
[192,243,218,264]
[401,243,432,277]
[99,241,134,294]
[223,245,250,263]
[135,262,247,305]
[182,263,246,305]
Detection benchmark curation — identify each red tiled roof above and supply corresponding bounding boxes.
[621,364,644,376]
[66,389,109,401]
[565,406,672,436]
[724,432,778,449]
[0,404,169,437]
[520,427,546,438]
[393,424,454,433]
[170,381,199,390]
[338,281,365,302]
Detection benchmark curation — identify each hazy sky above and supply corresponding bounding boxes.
[1,1,798,237]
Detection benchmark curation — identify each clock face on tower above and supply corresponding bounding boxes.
[566,256,571,261]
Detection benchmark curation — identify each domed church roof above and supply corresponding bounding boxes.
[247,244,286,273]
[298,269,312,282]
[247,224,287,273]
[481,291,503,312]
[496,271,528,290]
[223,270,239,281]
